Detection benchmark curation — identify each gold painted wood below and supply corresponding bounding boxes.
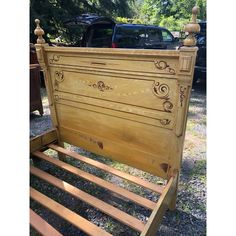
[30,209,62,236]
[34,42,197,177]
[140,174,177,236]
[32,7,199,235]
[30,166,145,232]
[30,187,112,236]
[30,128,58,152]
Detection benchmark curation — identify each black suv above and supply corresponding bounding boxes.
[65,14,180,50]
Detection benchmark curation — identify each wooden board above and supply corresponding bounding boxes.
[30,209,62,236]
[30,187,112,236]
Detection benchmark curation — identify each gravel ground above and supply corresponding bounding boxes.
[30,83,206,236]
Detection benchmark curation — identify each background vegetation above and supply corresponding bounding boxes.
[30,0,206,44]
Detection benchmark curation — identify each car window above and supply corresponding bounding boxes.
[146,28,162,44]
[161,30,173,42]
[88,26,113,47]
[114,26,146,48]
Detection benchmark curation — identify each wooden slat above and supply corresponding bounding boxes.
[140,174,177,236]
[30,187,111,236]
[30,166,145,232]
[49,144,164,194]
[30,209,62,236]
[33,151,156,210]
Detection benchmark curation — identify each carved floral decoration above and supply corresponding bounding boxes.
[54,71,64,90]
[49,54,60,63]
[154,60,175,75]
[89,81,113,92]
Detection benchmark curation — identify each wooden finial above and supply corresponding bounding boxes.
[34,19,46,44]
[183,6,201,46]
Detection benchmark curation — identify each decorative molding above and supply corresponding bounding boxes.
[179,86,187,107]
[179,56,192,72]
[154,60,175,75]
[160,119,171,126]
[49,54,60,63]
[89,81,113,92]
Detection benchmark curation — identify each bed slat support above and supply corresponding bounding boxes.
[30,187,112,236]
[49,144,164,194]
[32,150,156,210]
[30,166,145,232]
[30,209,62,236]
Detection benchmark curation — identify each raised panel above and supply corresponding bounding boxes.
[60,126,169,178]
[56,103,172,160]
[47,52,179,76]
[49,68,177,115]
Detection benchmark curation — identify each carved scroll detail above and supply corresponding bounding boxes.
[89,81,113,92]
[153,82,169,99]
[152,81,173,113]
[163,101,173,113]
[180,86,187,107]
[154,60,175,75]
[50,55,60,63]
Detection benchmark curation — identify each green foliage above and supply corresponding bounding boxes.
[30,0,206,44]
[138,0,206,30]
[159,16,189,31]
[30,0,133,44]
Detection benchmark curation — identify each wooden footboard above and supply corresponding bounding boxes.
[30,6,200,235]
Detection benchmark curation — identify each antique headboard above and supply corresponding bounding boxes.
[34,13,199,181]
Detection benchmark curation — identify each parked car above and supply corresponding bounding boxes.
[65,14,180,50]
[193,21,206,85]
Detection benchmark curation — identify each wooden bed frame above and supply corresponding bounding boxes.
[30,6,200,236]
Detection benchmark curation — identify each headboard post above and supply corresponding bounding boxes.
[168,6,200,210]
[34,19,61,146]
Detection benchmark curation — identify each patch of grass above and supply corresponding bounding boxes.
[191,159,206,177]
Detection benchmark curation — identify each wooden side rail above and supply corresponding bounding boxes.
[30,129,58,152]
